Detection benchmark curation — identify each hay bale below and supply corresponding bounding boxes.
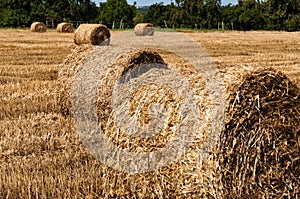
[59,31,300,197]
[58,46,214,198]
[30,22,47,32]
[57,22,75,33]
[95,49,166,130]
[134,23,154,36]
[96,50,211,198]
[217,69,300,198]
[74,24,110,45]
[58,31,300,198]
[58,44,95,117]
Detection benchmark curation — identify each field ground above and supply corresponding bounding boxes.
[0,29,299,198]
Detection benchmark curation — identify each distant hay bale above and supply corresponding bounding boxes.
[134,23,154,36]
[216,69,300,198]
[30,22,47,32]
[57,22,75,33]
[74,24,110,45]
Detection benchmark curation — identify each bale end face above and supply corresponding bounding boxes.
[217,69,300,198]
[30,22,47,32]
[74,24,110,45]
[57,23,75,33]
[134,23,155,36]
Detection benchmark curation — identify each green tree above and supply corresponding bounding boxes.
[68,0,98,23]
[133,11,145,25]
[285,14,300,31]
[238,0,265,30]
[44,0,70,23]
[204,0,222,29]
[144,3,176,28]
[221,0,266,31]
[98,0,137,28]
[0,0,99,28]
[0,0,32,27]
[181,0,203,28]
[265,0,288,30]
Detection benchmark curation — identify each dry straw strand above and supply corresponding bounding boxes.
[57,22,75,33]
[30,22,47,32]
[74,24,110,45]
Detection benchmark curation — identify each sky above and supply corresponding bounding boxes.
[94,0,238,7]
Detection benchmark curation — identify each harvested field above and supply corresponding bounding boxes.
[186,31,300,86]
[0,29,299,198]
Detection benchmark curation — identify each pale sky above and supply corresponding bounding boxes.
[94,0,238,6]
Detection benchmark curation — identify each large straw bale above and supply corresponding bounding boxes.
[58,40,300,198]
[30,22,47,32]
[216,68,300,198]
[96,49,212,197]
[58,44,95,117]
[57,22,75,33]
[74,24,110,45]
[134,23,155,36]
[58,46,215,198]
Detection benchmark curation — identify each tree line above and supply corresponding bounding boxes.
[0,0,99,28]
[1,0,300,31]
[140,0,300,31]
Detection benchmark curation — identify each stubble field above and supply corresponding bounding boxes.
[0,29,299,198]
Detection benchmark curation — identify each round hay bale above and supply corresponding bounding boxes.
[58,44,95,117]
[30,22,47,32]
[74,24,110,45]
[58,31,299,198]
[94,50,211,198]
[57,22,75,33]
[134,23,154,36]
[217,69,300,198]
[58,45,214,197]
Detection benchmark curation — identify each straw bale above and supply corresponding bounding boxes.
[95,49,166,132]
[95,49,212,198]
[58,38,299,197]
[58,44,95,117]
[74,24,110,45]
[134,23,155,36]
[216,68,300,198]
[30,22,47,32]
[58,46,214,197]
[57,22,75,33]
